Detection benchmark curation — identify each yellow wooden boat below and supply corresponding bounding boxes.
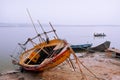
[13,22,73,72]
[19,39,72,71]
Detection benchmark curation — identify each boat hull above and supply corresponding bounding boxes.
[89,41,110,52]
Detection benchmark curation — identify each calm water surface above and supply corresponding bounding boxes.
[0,25,120,73]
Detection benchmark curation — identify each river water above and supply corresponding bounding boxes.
[0,24,120,73]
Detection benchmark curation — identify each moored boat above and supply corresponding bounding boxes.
[88,41,110,52]
[71,44,92,52]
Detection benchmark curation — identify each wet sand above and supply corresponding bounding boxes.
[0,52,120,80]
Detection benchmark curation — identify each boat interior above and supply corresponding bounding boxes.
[23,44,64,65]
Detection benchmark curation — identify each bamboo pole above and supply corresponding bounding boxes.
[68,58,76,71]
[26,44,49,65]
[69,47,100,80]
[38,20,49,40]
[26,9,42,43]
[27,48,42,64]
[49,22,59,39]
[65,59,72,68]
[72,53,87,80]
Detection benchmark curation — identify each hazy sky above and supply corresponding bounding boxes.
[0,0,120,25]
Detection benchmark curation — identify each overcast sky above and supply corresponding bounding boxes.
[0,0,120,25]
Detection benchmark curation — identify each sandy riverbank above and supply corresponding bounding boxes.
[0,52,120,80]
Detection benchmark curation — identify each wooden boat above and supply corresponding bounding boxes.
[9,10,75,72]
[71,44,92,52]
[19,39,71,71]
[94,33,106,37]
[88,41,110,52]
[11,22,73,72]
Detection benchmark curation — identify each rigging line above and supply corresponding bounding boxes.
[71,52,87,80]
[69,47,100,80]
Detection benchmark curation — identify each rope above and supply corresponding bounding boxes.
[69,46,100,80]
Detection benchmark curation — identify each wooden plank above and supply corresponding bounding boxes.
[107,48,120,54]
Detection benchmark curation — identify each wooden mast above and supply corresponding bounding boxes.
[26,9,43,43]
[38,20,49,43]
[49,22,59,39]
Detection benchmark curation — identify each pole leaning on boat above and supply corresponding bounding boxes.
[38,20,49,43]
[49,22,59,39]
[26,8,43,43]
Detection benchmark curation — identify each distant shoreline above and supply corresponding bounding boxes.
[0,23,120,27]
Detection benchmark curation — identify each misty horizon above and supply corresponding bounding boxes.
[0,23,120,27]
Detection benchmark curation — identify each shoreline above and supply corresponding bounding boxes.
[0,52,120,80]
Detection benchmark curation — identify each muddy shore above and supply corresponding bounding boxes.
[0,52,120,80]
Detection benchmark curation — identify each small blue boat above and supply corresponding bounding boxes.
[71,44,92,52]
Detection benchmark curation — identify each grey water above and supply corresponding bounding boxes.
[0,24,120,73]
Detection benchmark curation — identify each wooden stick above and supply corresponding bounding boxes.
[69,47,100,80]
[27,48,42,64]
[26,9,42,43]
[72,53,87,80]
[68,58,76,71]
[38,20,49,39]
[65,59,72,68]
[49,22,59,39]
[26,9,38,34]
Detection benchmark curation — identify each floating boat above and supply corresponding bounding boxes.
[94,33,106,37]
[71,44,92,52]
